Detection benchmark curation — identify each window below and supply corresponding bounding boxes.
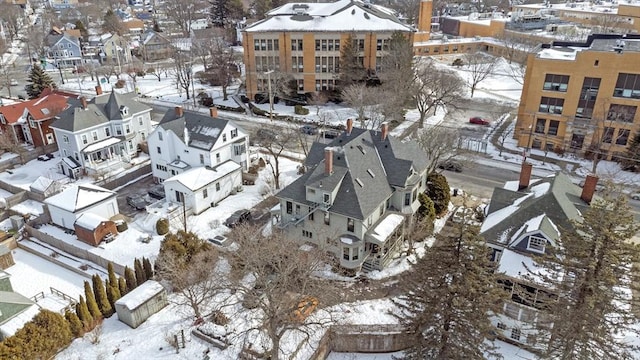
[291,39,303,51]
[302,230,313,238]
[158,132,163,141]
[295,204,300,215]
[116,126,123,136]
[352,249,358,260]
[614,73,640,99]
[539,97,564,114]
[323,193,330,204]
[324,212,330,225]
[105,127,110,136]
[535,118,546,134]
[510,328,521,341]
[497,322,507,330]
[404,193,411,206]
[125,124,131,134]
[82,134,88,144]
[603,127,615,143]
[343,247,350,260]
[157,146,161,154]
[576,77,601,119]
[199,154,204,164]
[542,74,569,92]
[29,118,35,128]
[216,153,220,163]
[607,104,637,123]
[156,164,167,171]
[528,236,546,253]
[231,129,238,138]
[617,129,630,146]
[215,182,220,191]
[347,218,354,232]
[308,207,314,221]
[286,201,293,215]
[91,131,98,141]
[548,120,559,136]
[138,116,143,125]
[203,188,208,198]
[62,135,69,144]
[222,134,227,142]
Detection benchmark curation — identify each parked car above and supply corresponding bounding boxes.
[300,125,318,135]
[224,209,251,228]
[126,194,147,210]
[9,79,18,86]
[438,160,463,172]
[148,184,166,200]
[469,116,490,125]
[630,193,640,200]
[207,234,230,247]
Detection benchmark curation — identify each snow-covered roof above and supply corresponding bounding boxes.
[481,192,532,233]
[498,248,535,280]
[245,0,413,33]
[537,47,581,61]
[115,280,165,311]
[75,213,109,230]
[165,162,241,191]
[30,176,54,192]
[45,184,116,213]
[82,137,122,153]
[367,213,404,244]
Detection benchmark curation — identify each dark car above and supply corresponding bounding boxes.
[148,184,166,200]
[126,194,147,210]
[224,209,251,228]
[438,160,463,172]
[469,116,490,125]
[300,125,318,135]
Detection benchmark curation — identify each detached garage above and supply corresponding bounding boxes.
[44,184,119,231]
[115,280,167,329]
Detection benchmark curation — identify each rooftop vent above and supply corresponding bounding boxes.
[292,4,309,15]
[614,39,625,53]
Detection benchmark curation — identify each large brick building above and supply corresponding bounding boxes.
[515,34,640,160]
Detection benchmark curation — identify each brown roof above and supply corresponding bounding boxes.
[0,92,72,124]
[123,19,145,30]
[65,29,82,38]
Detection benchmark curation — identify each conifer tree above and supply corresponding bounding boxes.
[107,262,118,290]
[426,173,451,216]
[75,295,94,330]
[64,310,83,337]
[16,310,73,359]
[118,276,128,296]
[528,195,640,359]
[84,281,102,320]
[92,275,112,317]
[621,131,640,172]
[124,266,137,291]
[339,32,367,89]
[393,223,507,359]
[143,257,154,280]
[106,280,121,309]
[25,64,57,99]
[134,258,146,285]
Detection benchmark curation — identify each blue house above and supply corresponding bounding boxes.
[46,32,82,69]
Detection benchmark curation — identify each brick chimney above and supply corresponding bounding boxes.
[346,118,353,135]
[581,174,599,204]
[518,162,533,190]
[80,96,87,110]
[95,85,102,95]
[381,122,389,141]
[209,107,218,118]
[175,106,183,117]
[324,148,333,176]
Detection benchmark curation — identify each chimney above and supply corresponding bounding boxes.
[209,107,218,118]
[175,106,183,117]
[381,122,389,141]
[581,174,599,204]
[80,96,87,110]
[518,162,533,190]
[324,148,333,176]
[95,85,102,95]
[346,118,353,135]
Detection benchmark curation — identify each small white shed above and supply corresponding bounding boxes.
[44,184,119,230]
[115,280,167,329]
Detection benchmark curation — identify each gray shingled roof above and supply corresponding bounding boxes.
[278,126,427,220]
[481,173,588,246]
[50,92,150,132]
[157,108,229,151]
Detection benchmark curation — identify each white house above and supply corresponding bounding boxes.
[163,161,242,214]
[148,107,250,183]
[44,184,119,230]
[50,90,153,178]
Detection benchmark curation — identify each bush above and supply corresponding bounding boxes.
[426,173,451,217]
[114,79,126,89]
[156,218,170,235]
[294,105,309,115]
[210,310,229,326]
[0,310,73,359]
[417,193,436,220]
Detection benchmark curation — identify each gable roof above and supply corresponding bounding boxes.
[480,172,589,247]
[278,126,428,220]
[157,109,231,151]
[0,93,72,125]
[245,0,414,33]
[50,91,151,132]
[46,32,80,47]
[44,184,116,213]
[165,161,241,191]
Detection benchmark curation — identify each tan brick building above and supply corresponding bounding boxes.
[241,0,415,99]
[515,34,640,160]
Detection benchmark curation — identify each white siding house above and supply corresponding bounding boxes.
[44,184,119,230]
[163,161,242,214]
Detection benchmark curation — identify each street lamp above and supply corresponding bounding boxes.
[264,70,274,122]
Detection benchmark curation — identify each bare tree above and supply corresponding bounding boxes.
[582,98,631,174]
[256,126,299,190]
[160,0,208,36]
[146,64,167,82]
[228,224,335,360]
[415,125,462,175]
[496,119,514,157]
[412,59,465,128]
[592,14,632,34]
[0,3,23,43]
[463,52,497,98]
[496,31,540,65]
[341,83,384,129]
[102,9,127,36]
[172,52,194,100]
[97,65,118,84]
[206,39,240,101]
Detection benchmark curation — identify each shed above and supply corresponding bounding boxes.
[44,184,119,230]
[115,280,167,328]
[29,176,62,198]
[74,213,117,246]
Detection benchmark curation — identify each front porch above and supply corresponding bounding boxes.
[362,213,406,272]
[81,137,134,175]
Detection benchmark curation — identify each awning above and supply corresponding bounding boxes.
[366,213,405,245]
[82,137,122,153]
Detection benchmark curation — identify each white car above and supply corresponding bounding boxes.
[631,193,640,201]
[9,79,18,86]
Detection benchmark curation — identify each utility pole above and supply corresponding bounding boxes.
[265,70,274,121]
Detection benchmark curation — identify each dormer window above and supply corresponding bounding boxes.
[119,105,129,116]
[323,193,330,204]
[527,236,546,253]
